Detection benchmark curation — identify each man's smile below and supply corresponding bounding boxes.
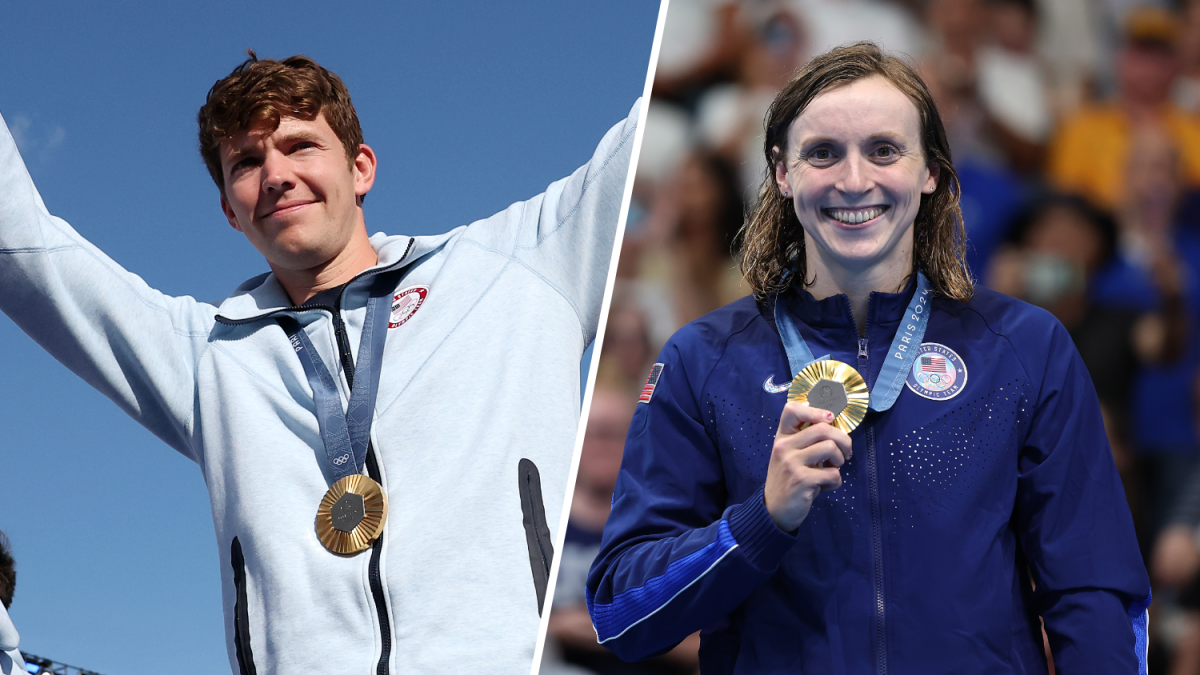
[259,199,319,220]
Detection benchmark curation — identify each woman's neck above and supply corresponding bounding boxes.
[803,236,913,337]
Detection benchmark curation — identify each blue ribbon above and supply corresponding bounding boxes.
[278,273,394,483]
[774,272,932,413]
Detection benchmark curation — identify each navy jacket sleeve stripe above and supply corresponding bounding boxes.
[1131,593,1151,675]
[588,520,739,643]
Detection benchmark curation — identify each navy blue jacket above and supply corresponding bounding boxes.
[587,282,1151,674]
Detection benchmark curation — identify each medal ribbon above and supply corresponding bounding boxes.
[774,272,932,413]
[278,273,394,482]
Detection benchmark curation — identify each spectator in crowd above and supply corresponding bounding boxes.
[976,0,1053,167]
[921,0,1051,172]
[985,194,1184,511]
[918,0,1048,280]
[543,383,699,675]
[0,532,26,675]
[1104,127,1200,545]
[1048,6,1200,211]
[1149,371,1200,675]
[596,289,658,396]
[637,152,748,328]
[1173,0,1200,113]
[693,5,809,200]
[790,0,925,59]
[1035,0,1104,115]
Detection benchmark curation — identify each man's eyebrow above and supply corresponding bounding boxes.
[272,128,325,146]
[223,129,325,164]
[223,145,255,164]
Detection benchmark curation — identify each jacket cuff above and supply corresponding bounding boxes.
[725,487,796,573]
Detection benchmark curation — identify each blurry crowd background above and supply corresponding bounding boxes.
[542,0,1200,673]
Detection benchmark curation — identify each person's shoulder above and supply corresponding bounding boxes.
[950,286,1080,388]
[657,294,771,395]
[667,295,768,356]
[951,285,1064,339]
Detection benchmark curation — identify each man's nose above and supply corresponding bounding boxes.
[261,152,295,193]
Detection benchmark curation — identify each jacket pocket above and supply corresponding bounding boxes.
[230,537,258,675]
[518,458,554,615]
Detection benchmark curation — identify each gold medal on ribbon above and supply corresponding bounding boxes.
[315,474,388,555]
[787,360,870,433]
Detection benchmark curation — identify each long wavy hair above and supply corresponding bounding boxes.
[739,42,974,302]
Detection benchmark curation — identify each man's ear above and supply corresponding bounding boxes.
[353,144,378,205]
[220,194,244,233]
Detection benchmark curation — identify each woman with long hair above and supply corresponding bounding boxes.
[587,42,1149,672]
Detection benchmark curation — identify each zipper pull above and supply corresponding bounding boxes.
[858,338,868,359]
[330,311,357,390]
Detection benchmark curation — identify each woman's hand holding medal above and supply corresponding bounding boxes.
[764,401,853,533]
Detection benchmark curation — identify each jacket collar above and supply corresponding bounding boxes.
[780,273,918,332]
[214,231,449,324]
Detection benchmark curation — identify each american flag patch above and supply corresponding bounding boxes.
[638,363,665,404]
[920,355,947,373]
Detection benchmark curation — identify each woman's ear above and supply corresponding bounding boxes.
[924,162,940,194]
[773,147,791,199]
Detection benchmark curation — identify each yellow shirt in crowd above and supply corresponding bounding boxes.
[1048,105,1200,210]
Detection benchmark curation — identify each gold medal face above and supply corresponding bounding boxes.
[316,474,388,555]
[787,360,869,434]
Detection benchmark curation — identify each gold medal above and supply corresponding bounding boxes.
[315,474,388,555]
[787,360,869,433]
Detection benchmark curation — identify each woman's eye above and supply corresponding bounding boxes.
[809,148,832,161]
[875,145,896,158]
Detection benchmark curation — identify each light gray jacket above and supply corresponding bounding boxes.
[0,100,638,674]
[0,605,25,675]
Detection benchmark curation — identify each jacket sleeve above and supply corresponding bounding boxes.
[0,112,216,459]
[0,604,25,675]
[586,335,797,661]
[477,99,640,347]
[1013,320,1152,672]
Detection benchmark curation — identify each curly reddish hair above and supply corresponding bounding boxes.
[197,51,364,194]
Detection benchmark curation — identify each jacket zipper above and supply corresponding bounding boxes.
[330,305,393,675]
[212,245,414,673]
[859,330,887,675]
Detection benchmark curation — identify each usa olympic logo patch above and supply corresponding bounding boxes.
[389,286,428,329]
[905,343,967,401]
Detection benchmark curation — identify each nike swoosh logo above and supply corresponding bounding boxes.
[763,375,790,394]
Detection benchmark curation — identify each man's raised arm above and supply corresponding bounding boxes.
[0,112,216,458]
[466,99,641,346]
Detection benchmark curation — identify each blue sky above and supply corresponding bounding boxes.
[0,2,658,673]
